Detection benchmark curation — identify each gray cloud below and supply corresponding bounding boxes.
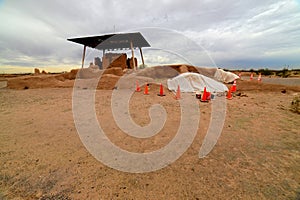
[0,0,299,71]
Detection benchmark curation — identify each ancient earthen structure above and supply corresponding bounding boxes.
[67,32,150,70]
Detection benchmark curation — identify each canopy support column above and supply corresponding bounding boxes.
[130,41,136,70]
[81,45,86,68]
[139,47,145,68]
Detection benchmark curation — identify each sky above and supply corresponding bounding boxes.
[0,0,300,73]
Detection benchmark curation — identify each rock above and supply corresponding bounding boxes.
[108,54,128,70]
[55,75,65,81]
[94,57,102,69]
[127,57,138,69]
[41,70,47,74]
[97,74,120,90]
[103,67,123,76]
[58,69,78,80]
[135,66,179,79]
[69,69,79,79]
[34,68,40,75]
[77,68,101,79]
[179,65,189,73]
[89,63,99,70]
[35,190,43,198]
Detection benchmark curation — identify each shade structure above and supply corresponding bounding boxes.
[68,32,150,69]
[67,32,150,50]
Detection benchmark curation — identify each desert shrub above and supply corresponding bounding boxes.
[290,95,300,114]
[258,68,273,76]
[276,68,290,78]
[292,69,300,75]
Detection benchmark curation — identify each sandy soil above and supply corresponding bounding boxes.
[0,80,300,199]
[239,75,300,87]
[260,77,300,87]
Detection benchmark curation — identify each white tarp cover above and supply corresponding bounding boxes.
[214,68,239,83]
[167,72,228,93]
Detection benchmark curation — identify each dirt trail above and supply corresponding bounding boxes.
[0,81,299,199]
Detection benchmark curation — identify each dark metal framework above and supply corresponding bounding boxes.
[68,32,150,69]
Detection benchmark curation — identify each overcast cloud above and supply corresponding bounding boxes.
[0,0,300,72]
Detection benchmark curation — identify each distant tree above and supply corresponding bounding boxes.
[258,68,273,76]
[293,70,300,75]
[275,67,290,78]
[282,67,289,78]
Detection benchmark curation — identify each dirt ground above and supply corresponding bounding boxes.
[0,79,300,199]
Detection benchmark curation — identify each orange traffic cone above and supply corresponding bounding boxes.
[250,73,253,81]
[231,79,237,93]
[200,87,209,102]
[135,80,141,92]
[157,83,165,96]
[257,73,262,82]
[226,86,233,100]
[144,84,149,95]
[174,85,181,100]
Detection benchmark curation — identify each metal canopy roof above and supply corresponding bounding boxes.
[67,32,150,50]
